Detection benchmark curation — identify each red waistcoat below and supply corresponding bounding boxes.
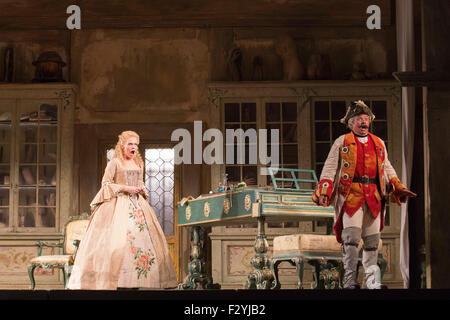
[342,136,382,218]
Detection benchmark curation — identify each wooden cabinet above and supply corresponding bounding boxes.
[0,84,75,289]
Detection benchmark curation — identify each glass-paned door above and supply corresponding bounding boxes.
[0,99,59,232]
[0,102,12,231]
[17,101,58,229]
[144,148,175,236]
[143,147,179,279]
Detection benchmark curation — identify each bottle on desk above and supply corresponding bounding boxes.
[217,173,228,193]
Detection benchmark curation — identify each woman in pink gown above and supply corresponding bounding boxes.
[67,131,177,290]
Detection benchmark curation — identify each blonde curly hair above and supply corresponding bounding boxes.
[113,130,143,167]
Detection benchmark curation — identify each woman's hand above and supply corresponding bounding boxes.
[123,186,143,195]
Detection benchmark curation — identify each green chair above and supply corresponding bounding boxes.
[28,213,90,289]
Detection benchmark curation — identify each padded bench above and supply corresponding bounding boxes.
[270,234,386,289]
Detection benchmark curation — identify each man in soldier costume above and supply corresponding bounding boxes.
[313,100,416,289]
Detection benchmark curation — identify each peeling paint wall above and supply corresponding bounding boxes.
[74,29,210,122]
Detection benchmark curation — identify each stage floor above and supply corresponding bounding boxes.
[1,288,449,300]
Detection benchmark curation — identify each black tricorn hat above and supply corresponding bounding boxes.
[340,100,375,124]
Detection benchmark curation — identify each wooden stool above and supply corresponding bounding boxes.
[270,234,386,289]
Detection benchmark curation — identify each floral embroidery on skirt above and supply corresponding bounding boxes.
[127,231,155,279]
[129,207,148,232]
[118,200,160,288]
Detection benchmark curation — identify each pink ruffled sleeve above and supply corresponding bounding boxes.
[90,159,124,209]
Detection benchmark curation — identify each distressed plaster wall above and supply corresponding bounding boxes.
[71,29,211,124]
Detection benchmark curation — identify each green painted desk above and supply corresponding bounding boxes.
[177,188,335,290]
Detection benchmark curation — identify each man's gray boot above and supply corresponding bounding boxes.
[341,227,362,289]
[362,233,386,289]
[364,265,384,289]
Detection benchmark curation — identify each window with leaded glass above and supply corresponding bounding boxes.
[0,109,11,229]
[144,148,175,236]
